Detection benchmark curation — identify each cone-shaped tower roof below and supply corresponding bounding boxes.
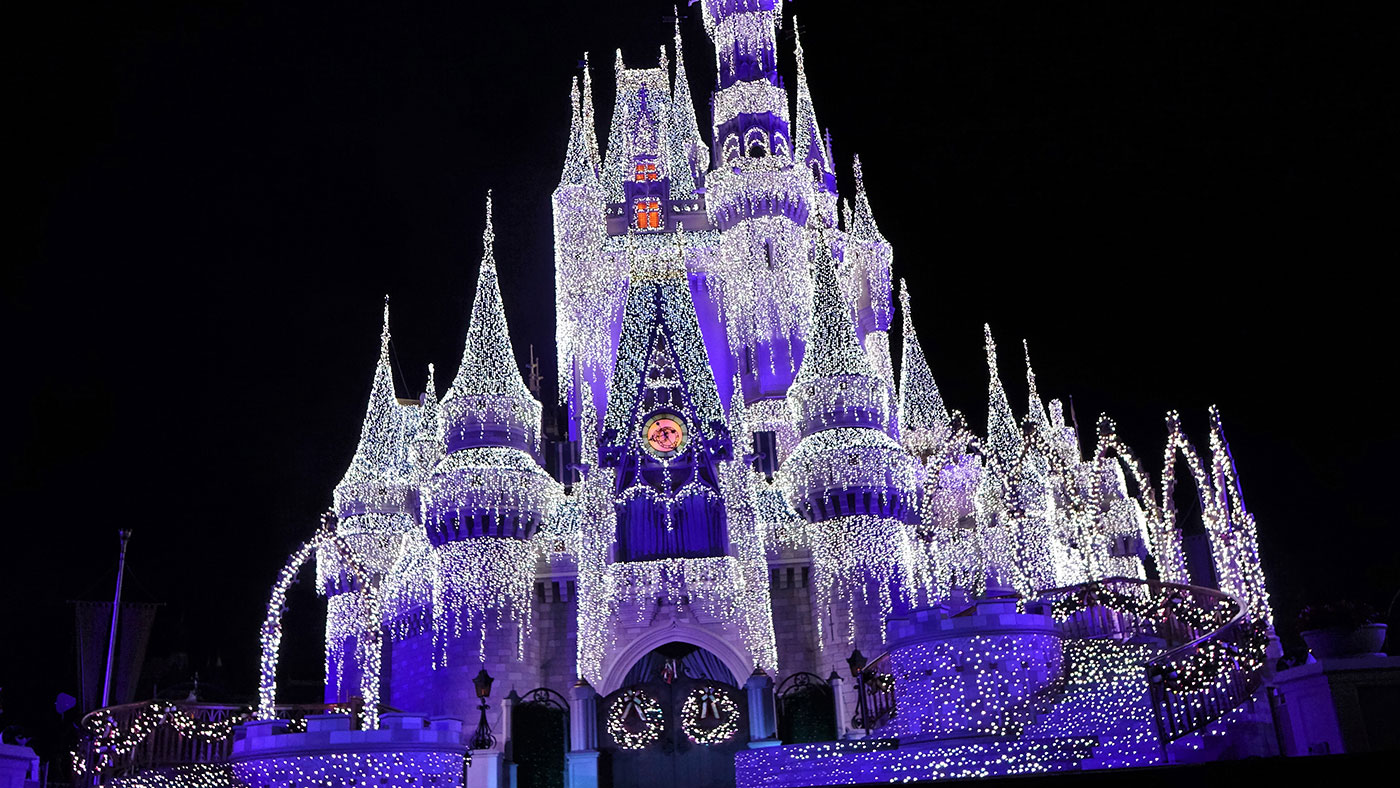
[847,154,885,241]
[794,231,875,386]
[337,300,408,491]
[411,363,444,477]
[448,192,533,402]
[788,231,890,436]
[793,20,836,194]
[897,280,950,442]
[559,77,597,187]
[984,324,1023,471]
[668,15,706,198]
[582,52,602,176]
[1022,339,1054,439]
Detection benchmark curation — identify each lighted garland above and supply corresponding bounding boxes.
[681,685,740,745]
[73,703,249,777]
[606,689,665,750]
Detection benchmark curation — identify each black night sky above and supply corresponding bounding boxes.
[5,0,1396,739]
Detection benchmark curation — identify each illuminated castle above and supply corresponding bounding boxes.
[237,2,1280,787]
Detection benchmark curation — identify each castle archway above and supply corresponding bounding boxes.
[599,622,754,697]
[597,641,750,788]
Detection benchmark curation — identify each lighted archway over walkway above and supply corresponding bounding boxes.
[599,622,755,696]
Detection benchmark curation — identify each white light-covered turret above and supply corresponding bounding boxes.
[424,194,558,545]
[553,70,615,422]
[780,231,920,647]
[325,301,419,585]
[781,231,917,523]
[319,301,420,702]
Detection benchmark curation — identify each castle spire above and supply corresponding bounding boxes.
[984,324,1022,471]
[847,154,885,241]
[897,280,950,445]
[793,19,836,193]
[447,192,531,402]
[410,363,444,478]
[336,299,409,494]
[559,77,597,187]
[668,13,707,198]
[1022,339,1053,437]
[581,52,601,173]
[793,230,875,387]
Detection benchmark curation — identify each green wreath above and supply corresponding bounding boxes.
[606,689,664,750]
[681,685,740,745]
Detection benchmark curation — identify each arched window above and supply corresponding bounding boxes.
[744,127,768,158]
[723,134,740,163]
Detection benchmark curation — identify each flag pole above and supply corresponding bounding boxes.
[101,530,133,709]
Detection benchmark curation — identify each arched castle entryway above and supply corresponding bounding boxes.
[596,640,751,788]
[598,621,756,697]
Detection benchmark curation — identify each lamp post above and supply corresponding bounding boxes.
[470,668,496,750]
[846,649,869,737]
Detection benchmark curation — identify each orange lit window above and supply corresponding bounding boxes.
[633,162,659,182]
[635,199,662,230]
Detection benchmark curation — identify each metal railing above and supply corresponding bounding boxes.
[71,700,381,785]
[854,651,897,734]
[1037,576,1266,743]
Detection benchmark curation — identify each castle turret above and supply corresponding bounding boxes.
[841,155,894,341]
[700,0,791,164]
[425,194,557,545]
[602,48,674,224]
[781,231,920,651]
[977,324,1023,591]
[416,195,560,682]
[320,301,419,701]
[554,75,615,428]
[325,301,418,588]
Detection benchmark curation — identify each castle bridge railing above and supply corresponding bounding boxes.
[841,577,1268,746]
[70,699,388,786]
[1036,576,1269,743]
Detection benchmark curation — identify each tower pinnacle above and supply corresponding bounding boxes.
[560,78,597,187]
[447,192,531,403]
[897,280,950,452]
[984,324,1022,472]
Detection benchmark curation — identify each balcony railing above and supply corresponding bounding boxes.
[70,699,386,786]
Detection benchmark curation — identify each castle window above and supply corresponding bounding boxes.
[635,198,662,230]
[633,162,659,182]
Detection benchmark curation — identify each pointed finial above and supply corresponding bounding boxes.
[853,153,865,191]
[425,362,438,401]
[1023,338,1036,393]
[380,296,392,357]
[984,323,998,371]
[793,15,806,66]
[898,278,912,335]
[481,190,495,268]
[659,44,668,74]
[615,48,624,74]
